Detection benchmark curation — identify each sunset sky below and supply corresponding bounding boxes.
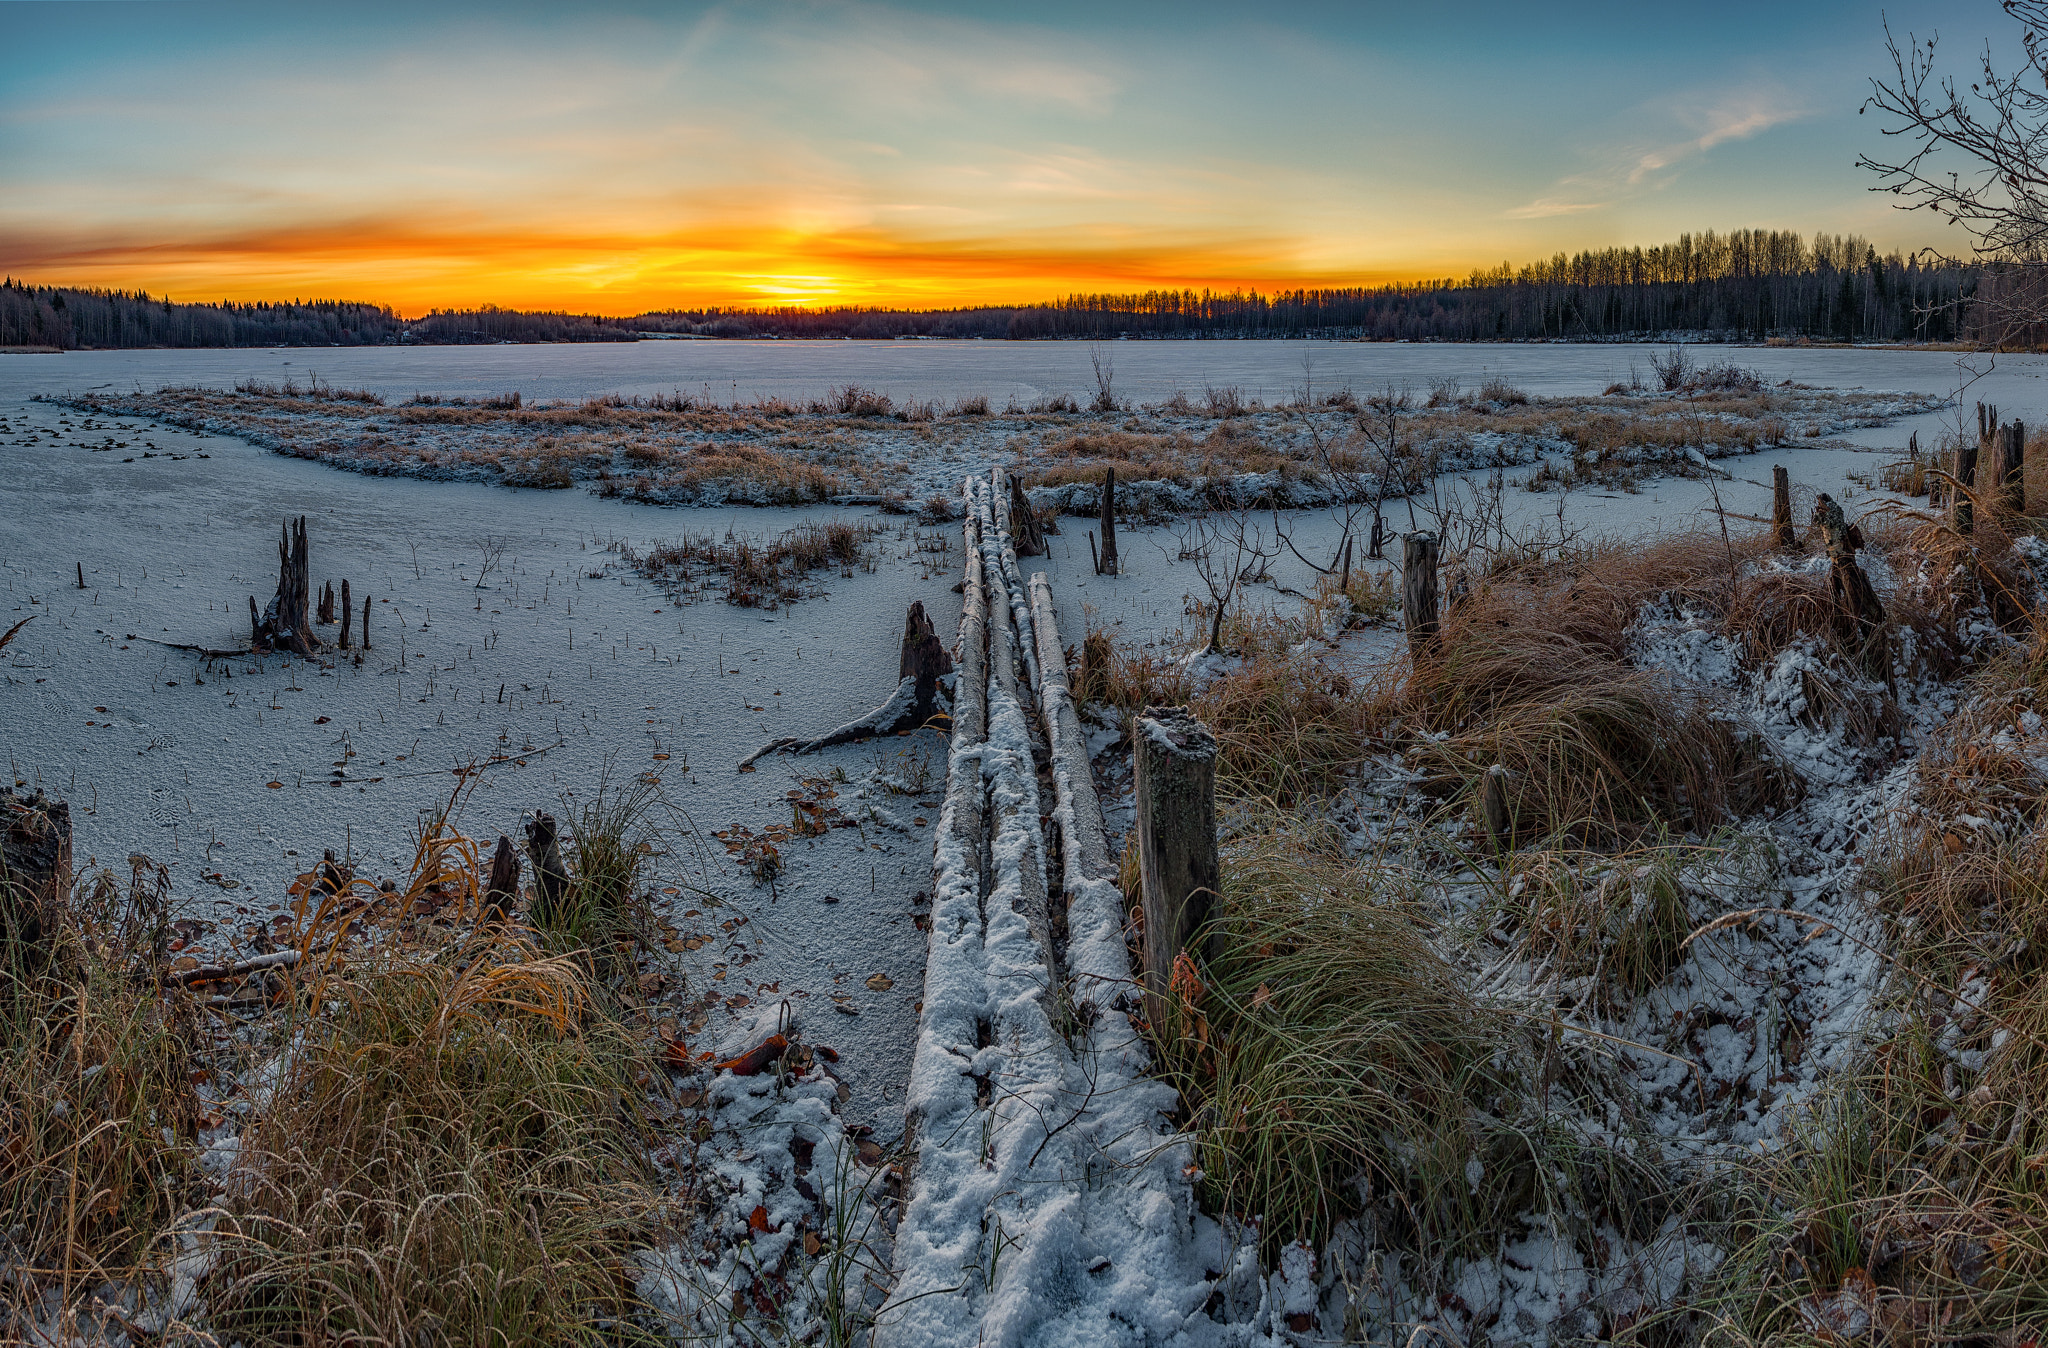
[0,0,2008,314]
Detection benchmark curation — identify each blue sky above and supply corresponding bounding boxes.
[0,0,2009,310]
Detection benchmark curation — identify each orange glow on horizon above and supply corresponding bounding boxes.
[0,216,1436,317]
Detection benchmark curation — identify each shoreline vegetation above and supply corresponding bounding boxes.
[53,361,1949,513]
[16,434,2048,1339]
[0,227,2001,350]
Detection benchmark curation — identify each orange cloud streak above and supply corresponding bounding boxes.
[0,214,1427,315]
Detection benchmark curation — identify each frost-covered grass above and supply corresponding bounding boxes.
[1073,489,2048,1342]
[47,374,1946,522]
[0,788,891,1344]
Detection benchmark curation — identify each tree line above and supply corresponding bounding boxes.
[0,228,1991,348]
[0,279,403,349]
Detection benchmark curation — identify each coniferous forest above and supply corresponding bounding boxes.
[0,229,1990,348]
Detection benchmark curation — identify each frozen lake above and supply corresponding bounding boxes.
[0,338,2024,1136]
[6,338,2048,420]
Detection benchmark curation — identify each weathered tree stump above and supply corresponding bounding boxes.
[1135,707,1219,1030]
[252,516,319,656]
[482,834,520,924]
[1772,465,1796,549]
[1009,474,1045,557]
[737,600,957,769]
[2003,420,2027,513]
[1814,492,1887,668]
[524,813,570,928]
[1,789,70,974]
[1403,531,1441,660]
[900,600,955,723]
[1096,467,1119,575]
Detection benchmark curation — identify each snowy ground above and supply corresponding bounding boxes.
[0,398,964,1137]
[2,348,2036,1344]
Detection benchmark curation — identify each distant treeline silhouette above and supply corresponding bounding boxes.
[0,230,1989,348]
[0,278,402,348]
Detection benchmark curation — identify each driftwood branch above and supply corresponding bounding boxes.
[738,601,954,770]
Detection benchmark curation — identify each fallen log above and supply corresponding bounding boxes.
[737,601,955,770]
[170,948,301,986]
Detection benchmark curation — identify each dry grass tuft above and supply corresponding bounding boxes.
[1409,601,1795,844]
[209,931,662,1344]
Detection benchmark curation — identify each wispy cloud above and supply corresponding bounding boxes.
[1504,198,1608,220]
[1506,83,1809,220]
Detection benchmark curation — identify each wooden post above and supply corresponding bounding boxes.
[339,579,352,649]
[481,834,520,924]
[1480,764,1510,849]
[1403,531,1440,659]
[1955,435,1979,536]
[523,812,569,928]
[1,789,70,973]
[75,562,84,590]
[1135,707,1219,1031]
[2004,420,2027,513]
[360,593,372,650]
[1096,467,1119,575]
[1008,474,1045,557]
[1772,465,1796,548]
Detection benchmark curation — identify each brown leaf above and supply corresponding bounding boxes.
[865,972,894,992]
[803,1230,822,1257]
[748,1204,772,1232]
[717,1034,788,1077]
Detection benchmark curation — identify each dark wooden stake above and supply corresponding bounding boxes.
[2003,420,2027,513]
[339,579,352,649]
[1096,467,1119,575]
[75,562,84,590]
[1008,474,1045,557]
[361,593,372,650]
[1814,492,1886,669]
[524,812,569,928]
[1955,438,1979,536]
[482,834,520,924]
[1480,764,1510,849]
[1403,530,1441,660]
[1772,465,1796,548]
[1134,707,1219,1030]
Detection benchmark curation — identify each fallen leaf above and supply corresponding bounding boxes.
[865,972,894,992]
[313,716,330,725]
[748,1205,772,1233]
[803,1231,822,1257]
[717,1034,787,1077]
